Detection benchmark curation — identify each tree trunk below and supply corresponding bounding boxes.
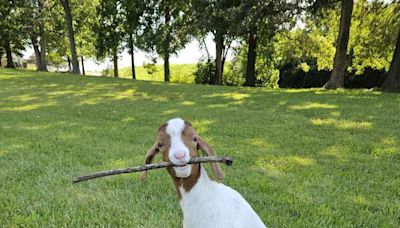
[37,0,48,71]
[215,33,224,85]
[113,50,119,78]
[324,0,353,89]
[245,28,257,87]
[31,36,42,70]
[0,51,2,67]
[38,32,48,71]
[4,38,14,68]
[164,54,170,82]
[381,29,400,92]
[67,55,71,72]
[60,0,80,74]
[129,34,136,80]
[81,55,85,75]
[163,4,171,82]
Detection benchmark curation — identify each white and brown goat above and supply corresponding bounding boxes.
[141,118,266,228]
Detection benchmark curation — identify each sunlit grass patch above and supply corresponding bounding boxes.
[256,155,316,172]
[310,118,373,129]
[289,102,337,110]
[372,137,400,158]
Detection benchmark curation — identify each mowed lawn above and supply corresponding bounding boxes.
[1,68,399,227]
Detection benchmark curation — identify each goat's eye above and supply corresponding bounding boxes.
[192,136,197,142]
[158,143,163,148]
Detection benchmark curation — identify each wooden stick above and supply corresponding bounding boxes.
[73,156,233,183]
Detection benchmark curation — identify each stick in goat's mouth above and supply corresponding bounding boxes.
[73,156,233,183]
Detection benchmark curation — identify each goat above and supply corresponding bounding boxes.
[141,118,266,228]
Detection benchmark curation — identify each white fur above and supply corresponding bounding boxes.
[179,166,266,228]
[166,118,191,177]
[174,165,192,178]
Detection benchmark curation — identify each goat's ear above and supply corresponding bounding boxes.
[140,142,159,181]
[197,136,225,181]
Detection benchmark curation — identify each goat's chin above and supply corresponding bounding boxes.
[174,165,192,178]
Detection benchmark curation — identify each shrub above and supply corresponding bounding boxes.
[194,60,215,84]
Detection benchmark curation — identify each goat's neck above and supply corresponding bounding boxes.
[171,164,202,199]
[175,165,218,203]
[178,165,219,214]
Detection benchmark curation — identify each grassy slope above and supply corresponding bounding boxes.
[0,68,399,227]
[119,64,196,83]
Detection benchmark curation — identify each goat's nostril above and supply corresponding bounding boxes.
[174,152,185,160]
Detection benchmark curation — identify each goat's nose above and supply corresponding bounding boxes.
[174,152,185,160]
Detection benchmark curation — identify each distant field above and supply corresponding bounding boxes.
[119,64,197,83]
[1,68,399,227]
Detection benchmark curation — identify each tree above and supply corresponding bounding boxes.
[139,0,190,82]
[323,0,353,89]
[191,0,242,85]
[0,0,27,68]
[274,0,398,75]
[26,0,50,71]
[94,0,124,78]
[239,0,303,87]
[120,0,145,79]
[20,0,52,71]
[381,28,400,92]
[59,0,80,74]
[71,0,99,75]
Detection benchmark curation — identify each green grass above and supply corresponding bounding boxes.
[1,68,399,227]
[118,63,197,83]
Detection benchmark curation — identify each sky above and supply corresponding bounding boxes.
[23,35,235,72]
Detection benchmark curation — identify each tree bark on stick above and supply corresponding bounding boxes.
[381,29,400,92]
[129,34,136,80]
[324,0,353,89]
[245,28,257,87]
[73,156,233,183]
[4,38,14,68]
[60,0,80,74]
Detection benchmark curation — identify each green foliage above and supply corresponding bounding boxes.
[94,0,124,60]
[0,0,27,57]
[227,40,279,88]
[194,60,215,84]
[138,0,191,62]
[1,68,400,226]
[350,0,400,74]
[274,13,338,71]
[72,0,99,59]
[45,0,71,67]
[47,51,67,69]
[143,62,157,75]
[273,0,400,76]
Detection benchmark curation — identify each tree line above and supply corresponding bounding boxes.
[0,0,399,92]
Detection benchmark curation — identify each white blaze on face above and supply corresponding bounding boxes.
[166,118,192,178]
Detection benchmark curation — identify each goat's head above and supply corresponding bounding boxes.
[141,118,224,181]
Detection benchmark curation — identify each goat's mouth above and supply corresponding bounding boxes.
[173,164,192,178]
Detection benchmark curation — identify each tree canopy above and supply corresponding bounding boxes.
[1,0,399,91]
